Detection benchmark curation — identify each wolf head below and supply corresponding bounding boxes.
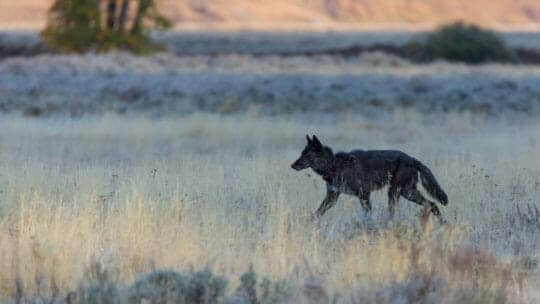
[291,135,333,172]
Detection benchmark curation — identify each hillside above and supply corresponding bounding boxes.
[1,0,540,31]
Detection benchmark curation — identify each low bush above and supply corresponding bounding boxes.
[128,269,227,304]
[408,22,514,64]
[234,266,291,304]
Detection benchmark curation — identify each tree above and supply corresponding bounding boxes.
[408,22,513,64]
[41,0,172,54]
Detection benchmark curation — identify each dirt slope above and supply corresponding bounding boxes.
[1,0,540,30]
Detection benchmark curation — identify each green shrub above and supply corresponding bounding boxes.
[127,269,227,304]
[236,266,292,304]
[186,270,228,304]
[41,0,101,53]
[8,264,289,303]
[41,0,171,54]
[409,22,513,64]
[78,262,120,304]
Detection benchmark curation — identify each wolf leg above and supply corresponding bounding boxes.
[401,188,443,222]
[358,191,372,214]
[315,190,340,218]
[387,185,400,218]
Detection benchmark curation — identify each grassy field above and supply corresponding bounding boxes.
[2,52,540,117]
[0,113,538,303]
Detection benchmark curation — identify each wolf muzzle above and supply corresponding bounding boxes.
[291,159,307,171]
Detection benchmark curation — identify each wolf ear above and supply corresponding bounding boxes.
[306,134,312,144]
[312,135,323,149]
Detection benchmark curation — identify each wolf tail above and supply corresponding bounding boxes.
[415,160,448,205]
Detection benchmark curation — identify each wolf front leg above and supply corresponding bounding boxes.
[358,190,372,214]
[315,189,340,218]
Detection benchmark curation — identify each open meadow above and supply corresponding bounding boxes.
[0,111,539,303]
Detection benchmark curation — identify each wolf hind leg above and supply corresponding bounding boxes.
[387,185,400,218]
[401,187,443,223]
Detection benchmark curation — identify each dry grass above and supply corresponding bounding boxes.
[0,113,538,302]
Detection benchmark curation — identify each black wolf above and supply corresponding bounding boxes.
[291,135,448,221]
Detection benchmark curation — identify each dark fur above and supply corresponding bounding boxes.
[291,135,448,221]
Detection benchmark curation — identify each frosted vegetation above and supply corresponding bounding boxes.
[2,52,540,116]
[0,114,538,302]
[154,30,540,55]
[3,30,540,55]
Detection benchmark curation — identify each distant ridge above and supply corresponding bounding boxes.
[1,0,540,31]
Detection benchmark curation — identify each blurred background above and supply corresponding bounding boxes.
[0,0,540,116]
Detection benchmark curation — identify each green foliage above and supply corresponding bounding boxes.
[78,262,120,304]
[259,277,292,304]
[128,269,227,303]
[238,266,258,303]
[186,270,228,304]
[41,0,171,54]
[128,270,187,303]
[41,0,101,53]
[409,22,514,64]
[237,266,292,304]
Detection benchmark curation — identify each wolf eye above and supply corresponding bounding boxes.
[315,159,327,166]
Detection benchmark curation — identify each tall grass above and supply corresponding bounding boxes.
[0,113,538,302]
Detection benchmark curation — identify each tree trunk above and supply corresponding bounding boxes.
[106,0,117,30]
[94,0,102,29]
[118,0,130,31]
[131,0,151,35]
